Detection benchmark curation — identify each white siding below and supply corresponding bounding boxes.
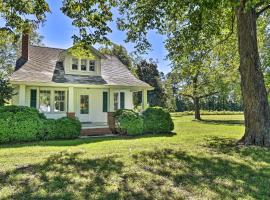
[12,84,135,123]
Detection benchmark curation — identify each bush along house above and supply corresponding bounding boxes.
[10,33,153,135]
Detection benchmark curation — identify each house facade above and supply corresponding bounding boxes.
[10,34,152,130]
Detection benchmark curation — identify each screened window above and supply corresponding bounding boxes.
[39,90,51,112]
[72,58,78,70]
[114,93,119,111]
[89,60,95,71]
[80,95,89,114]
[54,91,65,112]
[81,59,87,71]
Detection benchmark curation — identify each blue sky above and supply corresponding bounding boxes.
[38,0,171,74]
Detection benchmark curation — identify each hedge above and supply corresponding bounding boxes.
[0,106,81,143]
[114,109,143,135]
[142,107,174,134]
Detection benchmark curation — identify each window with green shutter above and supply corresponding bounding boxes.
[30,89,37,108]
[120,92,125,109]
[103,92,108,112]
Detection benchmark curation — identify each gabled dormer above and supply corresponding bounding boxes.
[63,45,105,76]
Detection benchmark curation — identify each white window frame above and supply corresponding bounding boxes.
[71,58,79,70]
[89,60,96,71]
[38,87,68,114]
[113,91,125,111]
[71,57,96,72]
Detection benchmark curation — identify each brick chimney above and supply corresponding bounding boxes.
[21,31,29,60]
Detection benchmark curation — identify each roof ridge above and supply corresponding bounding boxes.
[30,45,66,51]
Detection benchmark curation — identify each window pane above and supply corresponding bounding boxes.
[72,58,78,70]
[114,93,119,111]
[81,59,87,71]
[80,95,89,114]
[89,60,95,71]
[54,91,65,112]
[39,90,51,112]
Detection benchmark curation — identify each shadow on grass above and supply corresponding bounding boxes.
[198,119,244,126]
[0,151,126,200]
[132,147,270,199]
[203,136,270,163]
[0,132,176,149]
[1,140,270,199]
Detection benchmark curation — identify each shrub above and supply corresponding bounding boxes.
[43,117,81,139]
[114,109,143,135]
[0,106,81,143]
[0,106,44,143]
[0,105,46,119]
[142,107,174,134]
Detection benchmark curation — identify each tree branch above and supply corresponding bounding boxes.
[198,91,219,99]
[257,4,270,17]
[179,93,194,100]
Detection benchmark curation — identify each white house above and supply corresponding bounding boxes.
[10,34,152,134]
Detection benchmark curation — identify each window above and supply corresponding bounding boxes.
[114,93,119,111]
[89,60,95,71]
[81,59,87,71]
[80,95,89,114]
[54,91,65,112]
[72,58,78,70]
[39,90,51,112]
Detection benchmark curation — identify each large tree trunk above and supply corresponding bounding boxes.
[194,97,201,120]
[236,5,270,146]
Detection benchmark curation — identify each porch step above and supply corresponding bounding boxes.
[80,128,112,136]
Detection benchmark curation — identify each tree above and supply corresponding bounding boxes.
[113,0,270,146]
[136,59,166,107]
[0,79,15,106]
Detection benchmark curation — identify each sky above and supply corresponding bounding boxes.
[38,0,171,74]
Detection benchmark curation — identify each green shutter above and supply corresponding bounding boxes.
[103,92,108,112]
[30,89,37,108]
[120,92,125,109]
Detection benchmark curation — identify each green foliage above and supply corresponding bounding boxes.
[135,59,166,107]
[171,110,244,117]
[0,80,16,106]
[0,0,49,38]
[142,107,174,133]
[114,109,143,135]
[43,117,81,140]
[61,0,116,45]
[0,106,81,143]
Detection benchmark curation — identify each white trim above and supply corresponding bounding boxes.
[19,85,26,106]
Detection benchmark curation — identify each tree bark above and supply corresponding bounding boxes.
[194,97,201,120]
[236,4,270,146]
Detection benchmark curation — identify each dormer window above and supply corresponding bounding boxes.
[72,58,78,70]
[81,59,87,71]
[89,60,95,71]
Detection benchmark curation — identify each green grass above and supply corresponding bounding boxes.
[0,115,270,199]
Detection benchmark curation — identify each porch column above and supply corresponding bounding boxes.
[142,89,148,110]
[67,86,75,118]
[19,84,26,106]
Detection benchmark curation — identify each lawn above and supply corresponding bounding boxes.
[0,115,270,199]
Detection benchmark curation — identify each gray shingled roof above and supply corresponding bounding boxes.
[11,45,151,88]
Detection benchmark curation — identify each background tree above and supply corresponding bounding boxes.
[135,59,166,108]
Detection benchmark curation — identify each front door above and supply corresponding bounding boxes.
[78,94,91,122]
